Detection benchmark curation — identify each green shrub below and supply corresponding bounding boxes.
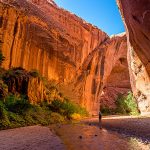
[29,69,40,78]
[0,101,7,119]
[22,104,52,126]
[70,113,81,120]
[49,99,88,119]
[49,112,65,124]
[0,118,10,129]
[29,69,48,85]
[101,106,112,115]
[0,53,89,129]
[100,92,139,116]
[29,106,50,125]
[2,67,29,85]
[0,97,88,129]
[4,95,31,114]
[0,101,10,129]
[8,112,25,127]
[0,86,88,129]
[115,92,139,115]
[49,99,63,113]
[9,112,25,123]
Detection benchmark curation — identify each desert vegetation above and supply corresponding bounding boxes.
[0,82,88,130]
[0,95,87,130]
[0,52,88,130]
[101,92,139,115]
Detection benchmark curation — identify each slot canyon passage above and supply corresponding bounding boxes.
[0,0,150,150]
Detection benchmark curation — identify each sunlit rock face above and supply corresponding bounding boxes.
[100,33,131,109]
[117,0,150,113]
[0,0,107,80]
[73,33,131,114]
[0,0,130,113]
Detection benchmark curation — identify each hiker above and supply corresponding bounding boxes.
[99,110,102,129]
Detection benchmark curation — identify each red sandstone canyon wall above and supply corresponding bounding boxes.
[100,33,131,109]
[0,0,131,114]
[72,33,130,113]
[117,0,150,113]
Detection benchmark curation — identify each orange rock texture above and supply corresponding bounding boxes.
[0,0,130,114]
[100,33,131,109]
[117,0,150,113]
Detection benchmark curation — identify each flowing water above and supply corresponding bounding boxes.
[51,122,150,150]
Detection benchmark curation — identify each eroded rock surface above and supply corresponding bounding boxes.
[117,0,150,113]
[2,68,47,103]
[0,0,131,113]
[74,33,131,112]
[100,33,131,109]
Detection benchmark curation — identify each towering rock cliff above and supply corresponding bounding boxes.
[117,0,150,113]
[0,0,107,75]
[0,0,130,114]
[68,33,130,113]
[100,33,131,109]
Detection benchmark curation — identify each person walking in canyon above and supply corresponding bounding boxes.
[99,110,102,129]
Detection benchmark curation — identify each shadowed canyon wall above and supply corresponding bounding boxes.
[117,0,150,113]
[0,0,131,114]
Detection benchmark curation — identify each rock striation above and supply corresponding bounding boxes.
[117,0,150,113]
[0,0,131,114]
[100,33,131,109]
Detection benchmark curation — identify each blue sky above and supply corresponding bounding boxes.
[54,0,125,36]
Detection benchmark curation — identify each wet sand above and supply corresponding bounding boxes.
[0,125,65,150]
[50,117,150,150]
[103,116,150,142]
[83,115,150,142]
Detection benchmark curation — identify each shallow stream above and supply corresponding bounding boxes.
[51,122,150,150]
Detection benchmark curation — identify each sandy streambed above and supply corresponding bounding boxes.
[0,125,65,150]
[51,122,150,150]
[0,116,150,150]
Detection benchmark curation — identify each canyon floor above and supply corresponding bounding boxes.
[0,116,150,150]
[0,125,65,150]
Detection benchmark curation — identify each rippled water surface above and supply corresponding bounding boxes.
[51,123,150,150]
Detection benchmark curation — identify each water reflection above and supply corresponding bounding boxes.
[128,138,150,150]
[52,123,150,150]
